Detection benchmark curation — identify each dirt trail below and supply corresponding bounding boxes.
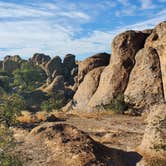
[65,114,146,151]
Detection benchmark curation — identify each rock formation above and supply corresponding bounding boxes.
[42,75,65,94]
[30,53,51,65]
[124,47,164,109]
[18,123,140,166]
[44,56,63,78]
[88,31,147,107]
[72,67,104,110]
[2,55,22,73]
[145,21,166,100]
[137,104,166,165]
[77,52,110,84]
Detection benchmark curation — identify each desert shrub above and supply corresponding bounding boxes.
[41,91,65,112]
[0,125,22,166]
[104,93,128,114]
[13,62,46,91]
[0,94,26,127]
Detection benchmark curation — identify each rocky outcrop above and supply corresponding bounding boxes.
[72,67,105,110]
[30,53,51,65]
[77,52,110,84]
[88,31,147,107]
[137,104,166,165]
[42,75,64,94]
[44,56,63,78]
[63,54,78,86]
[18,123,140,166]
[2,55,22,73]
[124,47,164,109]
[145,22,166,101]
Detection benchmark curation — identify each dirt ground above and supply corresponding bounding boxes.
[14,112,147,152]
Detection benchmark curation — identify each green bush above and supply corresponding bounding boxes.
[41,92,65,112]
[0,94,26,127]
[13,62,46,91]
[104,93,128,114]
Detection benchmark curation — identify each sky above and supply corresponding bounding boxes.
[0,0,166,60]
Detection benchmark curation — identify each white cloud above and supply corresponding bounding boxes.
[0,1,165,60]
[139,0,156,9]
[117,0,130,6]
[0,1,90,21]
[115,5,136,16]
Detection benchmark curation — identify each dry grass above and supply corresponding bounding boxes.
[17,111,48,123]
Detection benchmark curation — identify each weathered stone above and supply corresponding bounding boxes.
[73,67,104,110]
[63,54,76,71]
[31,53,51,65]
[63,54,77,86]
[3,56,21,73]
[19,123,136,166]
[88,31,147,107]
[42,75,64,93]
[138,104,166,159]
[145,21,166,101]
[44,56,63,77]
[124,47,164,109]
[77,52,110,84]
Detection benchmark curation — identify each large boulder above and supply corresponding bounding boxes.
[145,21,166,101]
[44,56,63,78]
[2,55,22,73]
[72,67,105,110]
[88,31,147,107]
[124,47,164,109]
[63,54,77,86]
[30,53,51,65]
[77,52,110,84]
[63,54,76,71]
[137,104,166,165]
[42,75,65,94]
[18,123,141,166]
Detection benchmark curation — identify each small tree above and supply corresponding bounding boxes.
[0,94,26,127]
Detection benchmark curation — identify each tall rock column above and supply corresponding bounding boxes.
[145,21,166,101]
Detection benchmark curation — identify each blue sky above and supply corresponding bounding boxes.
[0,0,166,60]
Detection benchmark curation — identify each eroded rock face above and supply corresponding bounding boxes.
[42,75,65,94]
[124,47,164,109]
[145,22,166,101]
[73,67,104,110]
[77,52,110,84]
[31,53,51,65]
[44,56,63,78]
[18,123,137,166]
[138,104,166,159]
[63,54,77,86]
[88,31,147,107]
[2,55,22,73]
